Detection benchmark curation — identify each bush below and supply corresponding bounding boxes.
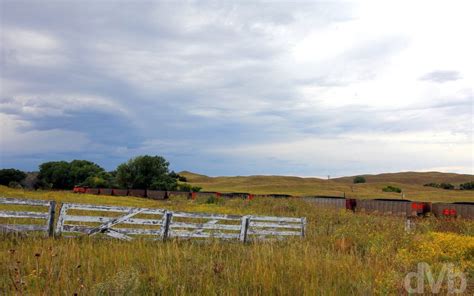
[460,181,474,190]
[439,183,454,190]
[178,183,202,192]
[353,176,366,184]
[0,168,26,186]
[423,182,454,190]
[382,185,402,193]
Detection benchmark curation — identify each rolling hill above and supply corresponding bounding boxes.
[180,171,474,202]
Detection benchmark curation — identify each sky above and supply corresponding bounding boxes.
[0,0,473,177]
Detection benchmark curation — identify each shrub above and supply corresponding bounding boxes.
[460,181,474,190]
[439,183,454,190]
[8,181,22,189]
[382,185,402,193]
[423,182,454,190]
[353,176,366,184]
[0,168,26,186]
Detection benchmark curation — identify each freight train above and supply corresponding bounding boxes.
[72,186,474,219]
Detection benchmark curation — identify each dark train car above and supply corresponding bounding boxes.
[167,191,190,198]
[112,189,128,196]
[431,202,474,219]
[221,192,250,199]
[304,196,356,211]
[85,188,100,195]
[355,199,429,217]
[195,191,219,198]
[73,186,87,193]
[267,194,292,198]
[128,189,146,197]
[146,190,168,200]
[99,188,113,196]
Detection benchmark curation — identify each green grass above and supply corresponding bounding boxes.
[0,187,473,295]
[181,171,474,202]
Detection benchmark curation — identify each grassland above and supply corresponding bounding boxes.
[1,186,473,295]
[181,171,474,202]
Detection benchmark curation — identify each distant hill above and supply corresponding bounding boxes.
[331,171,473,185]
[179,171,474,202]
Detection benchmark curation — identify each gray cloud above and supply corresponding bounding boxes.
[0,1,472,176]
[420,70,462,83]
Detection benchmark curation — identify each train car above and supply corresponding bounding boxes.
[73,186,87,193]
[99,188,113,195]
[220,192,250,199]
[167,191,190,198]
[85,188,100,195]
[127,189,146,197]
[304,196,356,211]
[146,190,168,200]
[431,202,474,219]
[267,194,292,198]
[112,189,128,196]
[355,199,429,217]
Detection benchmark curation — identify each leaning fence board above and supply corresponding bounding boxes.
[0,197,56,237]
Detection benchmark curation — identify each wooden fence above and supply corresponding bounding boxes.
[56,202,306,242]
[0,197,56,236]
[1,197,306,242]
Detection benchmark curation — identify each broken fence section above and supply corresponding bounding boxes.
[56,202,306,242]
[0,197,56,236]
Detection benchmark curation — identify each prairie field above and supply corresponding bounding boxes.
[0,186,473,295]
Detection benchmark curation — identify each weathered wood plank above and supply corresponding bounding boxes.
[160,211,173,240]
[169,230,240,239]
[88,208,146,236]
[239,216,250,242]
[47,201,56,237]
[0,211,49,219]
[62,224,163,235]
[170,222,241,231]
[249,216,302,223]
[63,215,163,225]
[0,224,48,232]
[104,229,133,241]
[172,211,242,221]
[247,229,301,236]
[55,203,69,236]
[248,222,301,229]
[0,197,51,206]
[63,203,165,215]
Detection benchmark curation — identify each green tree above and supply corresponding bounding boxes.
[0,168,27,186]
[353,176,366,184]
[115,155,177,190]
[38,160,106,189]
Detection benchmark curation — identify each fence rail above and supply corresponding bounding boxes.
[0,197,56,236]
[0,197,306,242]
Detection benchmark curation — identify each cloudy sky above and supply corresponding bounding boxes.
[1,0,473,176]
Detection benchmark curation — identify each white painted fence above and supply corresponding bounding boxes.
[0,197,306,242]
[0,197,56,236]
[55,202,307,242]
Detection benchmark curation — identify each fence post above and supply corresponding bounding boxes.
[239,216,250,243]
[46,201,56,237]
[161,211,173,241]
[55,203,68,237]
[301,217,307,237]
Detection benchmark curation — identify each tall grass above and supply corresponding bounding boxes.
[1,187,473,295]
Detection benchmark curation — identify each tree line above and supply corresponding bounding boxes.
[0,155,201,192]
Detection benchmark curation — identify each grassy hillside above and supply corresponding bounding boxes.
[181,171,474,202]
[0,187,473,295]
[332,171,473,185]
